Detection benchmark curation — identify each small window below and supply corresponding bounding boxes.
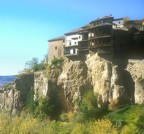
[55,46,57,50]
[73,49,76,54]
[119,21,121,24]
[79,36,81,39]
[75,42,77,44]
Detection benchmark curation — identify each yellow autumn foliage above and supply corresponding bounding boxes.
[0,112,50,134]
[87,119,118,134]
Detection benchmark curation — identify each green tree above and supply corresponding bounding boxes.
[25,57,39,71]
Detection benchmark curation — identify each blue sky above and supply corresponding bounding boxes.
[0,0,144,75]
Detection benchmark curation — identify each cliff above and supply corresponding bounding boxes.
[0,75,16,88]
[0,54,144,114]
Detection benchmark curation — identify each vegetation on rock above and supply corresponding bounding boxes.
[1,104,144,133]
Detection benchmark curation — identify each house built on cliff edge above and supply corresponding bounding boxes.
[48,16,144,63]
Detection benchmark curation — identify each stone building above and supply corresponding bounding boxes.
[48,36,65,64]
[48,16,144,63]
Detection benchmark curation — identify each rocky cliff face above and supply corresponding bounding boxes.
[0,74,34,115]
[57,54,135,111]
[127,60,144,104]
[0,54,144,114]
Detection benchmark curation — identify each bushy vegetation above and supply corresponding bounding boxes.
[107,104,144,133]
[0,112,50,134]
[24,56,64,79]
[24,92,62,120]
[25,55,48,72]
[1,89,144,133]
[51,57,64,67]
[79,90,105,120]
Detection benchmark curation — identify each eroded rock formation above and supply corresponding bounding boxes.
[0,54,144,114]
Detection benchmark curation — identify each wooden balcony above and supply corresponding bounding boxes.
[89,42,112,49]
[64,51,78,57]
[88,34,111,40]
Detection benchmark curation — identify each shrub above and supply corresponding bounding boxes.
[87,119,118,134]
[79,90,103,120]
[71,123,87,134]
[34,97,55,119]
[48,121,70,134]
[51,58,64,67]
[60,113,69,122]
[0,112,50,134]
[107,104,144,133]
[136,112,144,133]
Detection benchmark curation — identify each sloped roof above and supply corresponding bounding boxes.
[87,23,112,30]
[48,36,65,42]
[65,23,92,35]
[90,16,114,23]
[64,28,83,35]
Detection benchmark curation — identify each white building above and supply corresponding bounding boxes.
[113,17,129,28]
[64,28,82,56]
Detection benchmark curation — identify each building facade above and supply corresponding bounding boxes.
[64,29,82,58]
[113,17,129,28]
[48,16,144,63]
[48,36,65,64]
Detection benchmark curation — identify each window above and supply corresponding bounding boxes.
[55,46,57,50]
[73,49,76,54]
[75,42,77,45]
[69,42,71,45]
[79,36,81,39]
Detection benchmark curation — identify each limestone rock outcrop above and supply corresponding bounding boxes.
[58,61,92,111]
[127,60,144,104]
[0,73,34,115]
[0,54,144,114]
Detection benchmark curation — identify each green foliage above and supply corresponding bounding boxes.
[60,113,69,122]
[51,57,64,67]
[33,93,62,120]
[107,104,144,133]
[136,112,144,133]
[34,97,56,119]
[3,82,12,89]
[79,90,104,121]
[24,90,37,114]
[87,119,118,134]
[71,123,87,134]
[1,103,144,134]
[0,112,50,134]
[48,121,70,134]
[25,55,48,72]
[25,57,39,71]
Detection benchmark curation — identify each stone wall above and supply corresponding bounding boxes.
[48,39,64,64]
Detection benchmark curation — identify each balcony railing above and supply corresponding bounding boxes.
[88,34,111,39]
[64,51,78,57]
[89,42,111,49]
